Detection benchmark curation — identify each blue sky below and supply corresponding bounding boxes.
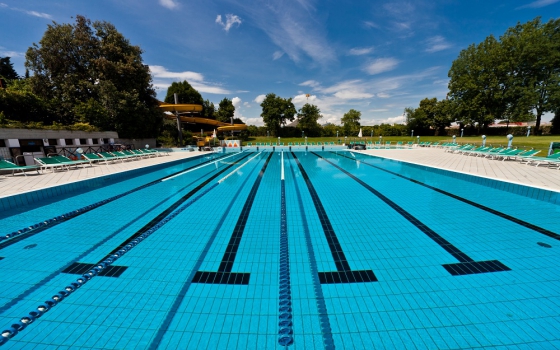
[1,0,559,126]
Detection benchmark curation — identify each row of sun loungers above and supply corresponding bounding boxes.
[0,149,168,176]
[444,144,560,169]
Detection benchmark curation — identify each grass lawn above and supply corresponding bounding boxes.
[243,135,560,154]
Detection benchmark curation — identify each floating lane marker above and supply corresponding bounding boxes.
[317,152,511,276]
[162,152,241,182]
[291,152,377,284]
[287,153,335,349]
[0,153,252,346]
[277,151,294,347]
[218,152,262,184]
[0,152,236,250]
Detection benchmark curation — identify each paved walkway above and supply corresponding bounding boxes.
[356,147,560,192]
[1,148,559,199]
[0,151,207,198]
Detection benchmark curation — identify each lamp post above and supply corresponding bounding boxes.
[527,126,531,137]
[278,136,280,146]
[460,128,464,137]
[411,130,414,137]
[482,135,486,147]
[302,131,304,138]
[507,134,514,149]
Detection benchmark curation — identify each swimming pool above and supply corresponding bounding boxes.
[0,150,559,349]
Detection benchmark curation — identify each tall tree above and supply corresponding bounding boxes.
[404,107,429,135]
[25,15,161,138]
[501,17,560,134]
[260,93,296,136]
[0,57,19,87]
[164,80,203,105]
[297,103,322,136]
[202,99,215,119]
[341,109,361,136]
[215,97,235,123]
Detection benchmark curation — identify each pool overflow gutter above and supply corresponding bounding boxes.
[0,152,255,345]
[0,152,238,250]
[340,151,559,241]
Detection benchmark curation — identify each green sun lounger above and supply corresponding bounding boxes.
[0,159,41,176]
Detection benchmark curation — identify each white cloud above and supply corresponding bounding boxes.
[6,5,52,19]
[425,36,451,53]
[299,80,321,89]
[272,51,284,60]
[0,48,24,57]
[150,65,204,81]
[0,3,8,7]
[216,14,242,32]
[517,0,559,9]
[364,58,399,75]
[232,97,242,108]
[149,65,231,96]
[243,102,250,107]
[235,0,336,66]
[377,92,390,98]
[254,94,266,104]
[348,47,374,56]
[292,94,317,104]
[159,0,179,9]
[334,91,374,99]
[363,21,379,29]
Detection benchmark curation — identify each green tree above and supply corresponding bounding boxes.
[164,80,203,105]
[202,99,215,119]
[25,15,161,138]
[215,97,235,123]
[405,107,429,135]
[297,103,322,136]
[501,17,560,134]
[0,57,19,87]
[260,93,296,136]
[341,109,361,136]
[0,78,52,123]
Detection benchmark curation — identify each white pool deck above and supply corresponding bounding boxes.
[1,148,559,200]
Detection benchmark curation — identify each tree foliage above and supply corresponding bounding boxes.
[260,93,296,136]
[164,80,203,105]
[215,97,235,123]
[25,15,161,138]
[341,109,361,136]
[448,17,560,134]
[297,103,322,136]
[0,57,19,87]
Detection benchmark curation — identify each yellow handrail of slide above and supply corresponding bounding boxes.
[159,102,247,132]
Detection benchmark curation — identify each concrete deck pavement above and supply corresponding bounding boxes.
[1,148,559,200]
[356,147,560,192]
[0,151,207,198]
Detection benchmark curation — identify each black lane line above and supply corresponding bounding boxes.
[335,151,559,241]
[147,154,260,350]
[291,152,377,284]
[315,152,511,276]
[192,152,274,285]
[287,153,335,350]
[0,153,235,251]
[95,153,252,265]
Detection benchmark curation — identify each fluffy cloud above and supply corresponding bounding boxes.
[254,94,266,103]
[425,36,451,53]
[364,58,399,75]
[232,97,242,108]
[348,47,374,56]
[159,0,179,9]
[216,14,242,32]
[149,65,230,96]
[272,51,284,60]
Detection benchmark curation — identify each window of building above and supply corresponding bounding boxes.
[65,139,74,146]
[103,138,109,144]
[0,139,5,147]
[79,139,87,145]
[92,138,99,144]
[48,139,58,146]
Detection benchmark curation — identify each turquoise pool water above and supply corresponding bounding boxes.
[0,150,559,349]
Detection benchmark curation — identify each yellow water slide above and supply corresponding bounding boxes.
[159,103,247,132]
